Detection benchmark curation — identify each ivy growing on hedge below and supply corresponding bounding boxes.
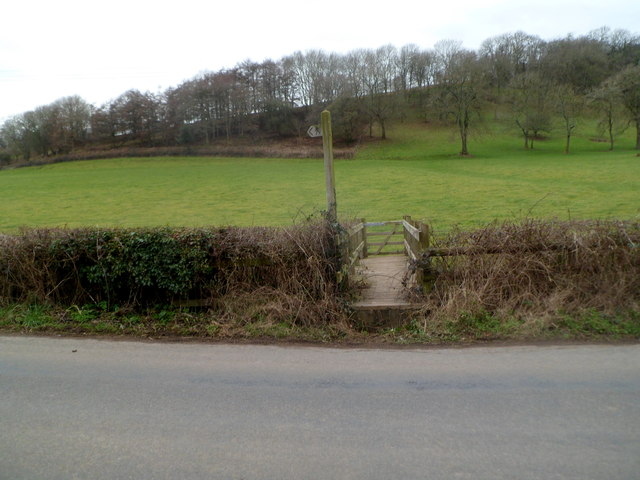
[48,228,218,306]
[0,223,340,311]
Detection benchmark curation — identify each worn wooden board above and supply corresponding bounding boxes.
[353,255,413,308]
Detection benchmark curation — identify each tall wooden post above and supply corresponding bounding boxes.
[418,221,430,251]
[403,215,411,256]
[417,220,432,292]
[361,218,368,258]
[321,110,337,223]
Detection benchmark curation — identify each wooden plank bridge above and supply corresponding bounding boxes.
[340,216,430,329]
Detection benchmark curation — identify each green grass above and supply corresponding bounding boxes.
[0,157,330,230]
[2,302,637,344]
[0,119,638,233]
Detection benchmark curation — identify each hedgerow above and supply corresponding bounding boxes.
[2,219,638,340]
[0,221,346,326]
[417,219,640,335]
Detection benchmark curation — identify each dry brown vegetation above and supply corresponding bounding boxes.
[415,219,640,338]
[0,221,350,329]
[1,219,639,342]
[2,139,356,170]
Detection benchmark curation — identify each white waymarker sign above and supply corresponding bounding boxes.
[307,125,322,137]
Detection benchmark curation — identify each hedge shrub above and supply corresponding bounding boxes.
[0,222,341,318]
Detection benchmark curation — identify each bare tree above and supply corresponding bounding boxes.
[0,115,31,160]
[588,78,627,150]
[22,106,61,156]
[109,90,160,145]
[6,29,640,156]
[506,72,551,149]
[552,84,583,154]
[406,48,437,111]
[612,65,640,149]
[360,45,401,139]
[433,43,483,155]
[288,50,334,107]
[53,96,92,150]
[479,31,544,92]
[342,49,369,100]
[396,44,420,94]
[587,27,640,72]
[540,35,610,93]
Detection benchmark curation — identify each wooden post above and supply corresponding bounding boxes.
[321,110,337,223]
[403,215,411,256]
[418,220,434,292]
[418,221,429,251]
[361,218,368,258]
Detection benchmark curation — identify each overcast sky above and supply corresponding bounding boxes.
[1,0,639,121]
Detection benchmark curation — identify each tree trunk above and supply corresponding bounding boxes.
[564,120,574,154]
[459,113,469,156]
[608,117,614,151]
[636,119,640,150]
[459,124,468,155]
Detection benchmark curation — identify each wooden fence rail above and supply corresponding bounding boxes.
[337,219,366,287]
[401,216,430,287]
[338,215,431,289]
[365,221,404,255]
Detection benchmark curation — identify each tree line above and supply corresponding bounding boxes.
[1,26,639,163]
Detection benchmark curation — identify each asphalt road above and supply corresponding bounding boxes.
[1,336,639,480]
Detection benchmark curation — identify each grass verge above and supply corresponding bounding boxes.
[2,303,638,345]
[0,303,356,343]
[1,218,638,345]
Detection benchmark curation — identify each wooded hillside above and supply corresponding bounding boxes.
[1,27,639,164]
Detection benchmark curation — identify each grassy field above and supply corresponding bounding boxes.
[1,120,638,233]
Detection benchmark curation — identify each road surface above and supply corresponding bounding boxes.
[1,336,639,479]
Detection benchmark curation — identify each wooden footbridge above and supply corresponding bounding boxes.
[321,112,430,328]
[339,216,430,329]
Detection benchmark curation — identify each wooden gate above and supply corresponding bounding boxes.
[338,216,430,289]
[365,221,405,255]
